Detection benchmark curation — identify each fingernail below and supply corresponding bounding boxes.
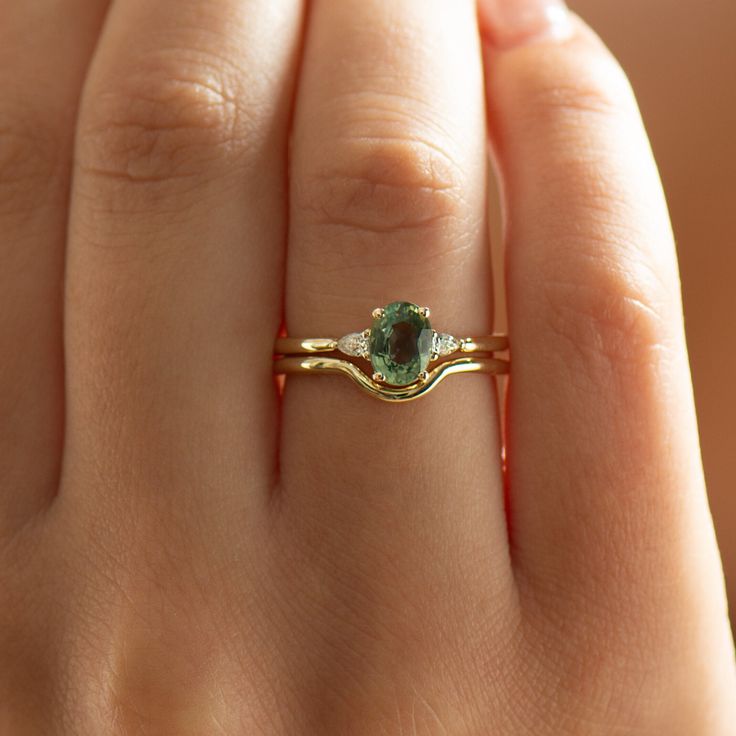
[479,0,573,48]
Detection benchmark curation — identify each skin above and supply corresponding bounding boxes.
[570,0,736,635]
[0,0,734,733]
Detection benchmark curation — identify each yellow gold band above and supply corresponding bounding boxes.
[273,301,509,402]
[273,355,509,402]
[273,334,509,356]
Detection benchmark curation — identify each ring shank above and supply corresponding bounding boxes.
[273,355,509,402]
[459,335,509,353]
[274,334,508,355]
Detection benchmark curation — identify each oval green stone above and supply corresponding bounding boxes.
[369,301,433,386]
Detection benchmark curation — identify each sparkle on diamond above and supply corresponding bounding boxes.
[432,332,460,356]
[337,332,369,359]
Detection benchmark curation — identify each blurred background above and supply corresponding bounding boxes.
[553,0,736,621]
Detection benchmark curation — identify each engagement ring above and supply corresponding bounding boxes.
[274,301,509,402]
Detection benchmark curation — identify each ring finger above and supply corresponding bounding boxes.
[276,0,516,714]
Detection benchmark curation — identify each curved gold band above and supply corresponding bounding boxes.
[273,355,509,402]
[274,334,509,356]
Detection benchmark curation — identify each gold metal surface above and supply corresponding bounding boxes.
[459,336,509,353]
[273,335,509,356]
[273,337,338,354]
[273,355,509,402]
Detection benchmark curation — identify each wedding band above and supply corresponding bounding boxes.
[273,301,509,402]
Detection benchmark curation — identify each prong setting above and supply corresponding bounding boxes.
[274,301,510,399]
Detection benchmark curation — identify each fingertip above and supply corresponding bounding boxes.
[477,0,574,49]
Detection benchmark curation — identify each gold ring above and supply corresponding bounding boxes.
[273,301,509,402]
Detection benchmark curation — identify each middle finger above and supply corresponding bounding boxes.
[63,0,303,514]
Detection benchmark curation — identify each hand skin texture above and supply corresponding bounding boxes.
[0,0,734,733]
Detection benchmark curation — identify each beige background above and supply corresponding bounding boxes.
[564,0,735,619]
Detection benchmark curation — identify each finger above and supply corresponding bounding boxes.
[0,0,107,531]
[278,0,515,696]
[63,1,303,515]
[480,0,733,674]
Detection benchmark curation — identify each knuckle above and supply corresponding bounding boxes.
[519,44,637,130]
[78,54,248,189]
[296,133,470,239]
[538,236,674,374]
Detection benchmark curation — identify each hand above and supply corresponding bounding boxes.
[1,0,734,732]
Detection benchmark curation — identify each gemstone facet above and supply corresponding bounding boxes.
[337,332,370,359]
[369,301,433,385]
[432,331,460,357]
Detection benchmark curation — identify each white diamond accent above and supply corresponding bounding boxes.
[337,332,369,359]
[432,331,460,357]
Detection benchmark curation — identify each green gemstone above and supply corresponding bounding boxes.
[369,301,433,386]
